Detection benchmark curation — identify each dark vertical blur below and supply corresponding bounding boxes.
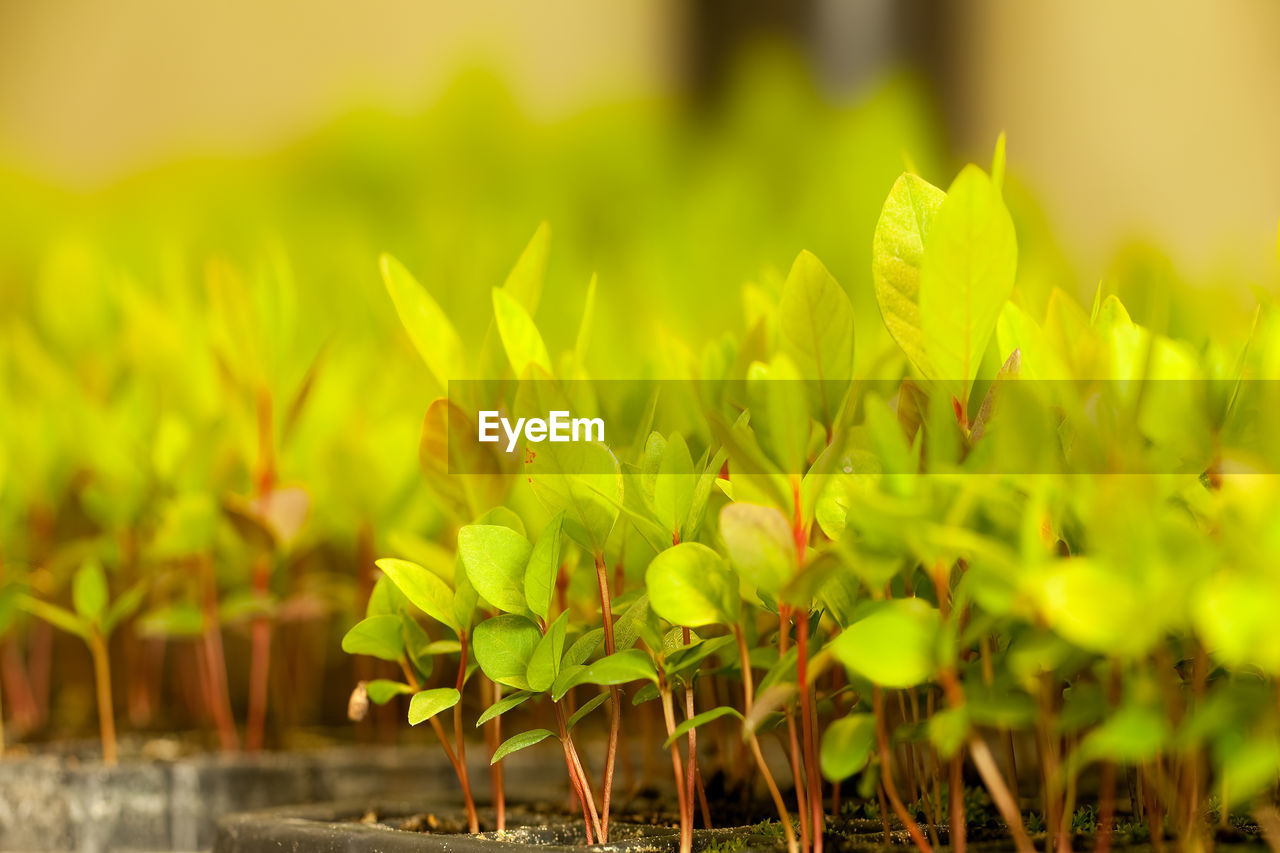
[682,0,952,115]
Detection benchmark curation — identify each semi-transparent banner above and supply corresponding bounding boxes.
[435,378,1279,477]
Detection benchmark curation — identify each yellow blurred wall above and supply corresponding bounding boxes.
[2,0,1277,283]
[0,0,680,185]
[952,0,1280,281]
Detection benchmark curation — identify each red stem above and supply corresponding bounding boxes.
[201,556,239,751]
[874,686,932,853]
[245,555,272,753]
[778,605,810,850]
[594,553,621,841]
[796,611,823,853]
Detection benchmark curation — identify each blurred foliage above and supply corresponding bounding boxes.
[4,49,1280,853]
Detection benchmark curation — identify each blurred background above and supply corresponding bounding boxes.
[1,0,1279,740]
[2,0,1278,285]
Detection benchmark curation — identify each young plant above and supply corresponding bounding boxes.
[343,562,480,833]
[644,541,798,853]
[19,560,145,765]
[460,512,630,843]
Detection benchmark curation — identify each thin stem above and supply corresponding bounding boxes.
[796,611,823,853]
[874,686,931,853]
[246,387,276,753]
[489,681,506,831]
[201,555,239,751]
[777,605,810,850]
[403,656,478,833]
[1096,761,1117,853]
[594,553,621,842]
[734,625,798,853]
[428,714,479,832]
[560,704,603,840]
[556,701,602,842]
[453,633,476,830]
[970,736,1035,853]
[245,555,272,753]
[661,685,692,853]
[454,636,478,833]
[939,668,1032,853]
[950,755,966,853]
[878,783,891,843]
[1096,657,1123,853]
[681,627,698,829]
[695,763,712,830]
[88,631,117,766]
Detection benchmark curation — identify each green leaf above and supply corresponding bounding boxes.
[366,679,414,704]
[645,542,738,629]
[419,399,504,520]
[527,611,569,692]
[663,706,743,748]
[477,690,535,727]
[401,613,435,680]
[918,165,1018,403]
[72,560,109,625]
[380,254,464,387]
[472,613,543,690]
[137,602,205,638]
[475,506,526,535]
[631,683,660,706]
[719,503,796,601]
[830,599,940,688]
[551,665,585,702]
[927,706,970,758]
[750,354,811,474]
[407,687,461,725]
[502,222,550,314]
[524,513,563,622]
[457,525,532,615]
[341,615,405,662]
[665,635,736,677]
[872,172,946,377]
[492,288,552,375]
[778,250,855,426]
[563,627,605,669]
[653,433,695,539]
[366,575,407,618]
[575,649,658,687]
[376,558,461,635]
[1077,704,1168,766]
[491,728,557,764]
[19,595,89,640]
[611,594,653,654]
[566,692,611,731]
[103,580,148,635]
[526,440,622,558]
[820,713,876,781]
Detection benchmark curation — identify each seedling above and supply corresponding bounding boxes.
[328,146,1280,853]
[19,560,145,765]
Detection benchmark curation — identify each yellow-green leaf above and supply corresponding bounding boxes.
[493,288,552,376]
[918,165,1017,404]
[872,173,945,378]
[380,254,464,387]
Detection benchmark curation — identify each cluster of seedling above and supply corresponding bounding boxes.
[0,62,939,768]
[344,143,1280,853]
[0,245,429,762]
